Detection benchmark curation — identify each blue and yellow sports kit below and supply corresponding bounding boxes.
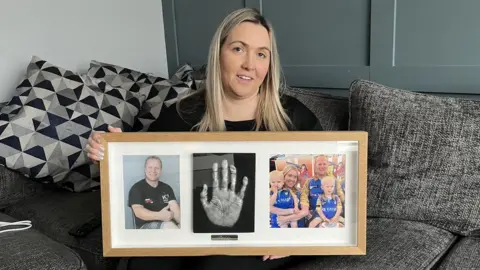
[316,194,341,220]
[270,189,296,228]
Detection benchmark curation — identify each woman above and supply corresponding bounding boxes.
[86,7,321,270]
[276,165,307,228]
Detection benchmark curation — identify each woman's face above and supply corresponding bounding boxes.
[284,169,298,188]
[220,22,271,99]
[301,165,306,172]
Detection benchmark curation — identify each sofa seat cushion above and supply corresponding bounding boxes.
[0,166,48,209]
[288,218,456,270]
[0,212,86,270]
[3,189,117,270]
[437,236,480,269]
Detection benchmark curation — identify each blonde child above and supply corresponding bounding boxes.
[308,176,344,228]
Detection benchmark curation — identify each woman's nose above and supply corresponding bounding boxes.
[242,53,255,70]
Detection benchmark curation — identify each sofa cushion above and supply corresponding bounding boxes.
[349,79,480,236]
[87,60,198,132]
[3,188,118,270]
[0,56,146,192]
[0,212,87,270]
[437,236,480,269]
[0,166,47,209]
[288,217,456,270]
[283,87,348,131]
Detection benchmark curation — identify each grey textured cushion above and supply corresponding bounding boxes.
[3,189,118,270]
[0,166,46,208]
[0,212,86,270]
[283,87,348,131]
[289,218,456,270]
[349,79,480,236]
[437,236,480,269]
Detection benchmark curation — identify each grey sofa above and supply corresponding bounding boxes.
[1,59,480,269]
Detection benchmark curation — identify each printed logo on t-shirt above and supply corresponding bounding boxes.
[144,198,153,204]
[162,194,169,203]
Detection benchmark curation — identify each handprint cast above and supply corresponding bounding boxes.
[193,153,256,233]
[200,159,248,227]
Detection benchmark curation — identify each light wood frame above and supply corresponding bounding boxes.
[100,131,367,257]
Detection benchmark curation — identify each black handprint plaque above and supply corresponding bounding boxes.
[192,153,256,233]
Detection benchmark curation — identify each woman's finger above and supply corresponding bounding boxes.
[86,136,104,155]
[87,152,102,162]
[89,138,104,152]
[267,255,289,260]
[92,131,105,143]
[108,126,123,133]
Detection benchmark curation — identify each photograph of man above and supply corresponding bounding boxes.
[126,155,181,230]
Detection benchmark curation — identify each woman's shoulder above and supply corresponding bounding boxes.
[147,91,205,132]
[280,94,323,131]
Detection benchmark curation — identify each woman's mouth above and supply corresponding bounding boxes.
[237,75,253,81]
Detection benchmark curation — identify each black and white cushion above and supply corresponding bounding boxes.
[0,56,146,192]
[87,60,199,131]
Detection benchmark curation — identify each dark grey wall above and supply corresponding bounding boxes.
[162,0,480,96]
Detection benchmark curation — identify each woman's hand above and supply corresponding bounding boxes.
[86,126,122,163]
[263,255,289,261]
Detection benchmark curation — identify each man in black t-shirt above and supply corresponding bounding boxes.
[128,156,181,229]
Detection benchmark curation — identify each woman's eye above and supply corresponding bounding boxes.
[233,47,243,52]
[258,52,266,58]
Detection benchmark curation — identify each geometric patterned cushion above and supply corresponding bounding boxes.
[349,79,480,236]
[87,60,198,131]
[0,56,146,192]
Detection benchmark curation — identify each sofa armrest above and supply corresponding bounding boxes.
[0,212,87,270]
[0,166,49,209]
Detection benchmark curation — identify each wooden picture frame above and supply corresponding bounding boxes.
[99,131,367,257]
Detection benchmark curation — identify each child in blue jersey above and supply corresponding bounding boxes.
[308,176,344,228]
[269,170,299,228]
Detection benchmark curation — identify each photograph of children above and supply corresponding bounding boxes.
[268,154,346,228]
[123,155,181,230]
[192,153,255,233]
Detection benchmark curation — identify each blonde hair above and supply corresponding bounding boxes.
[282,164,299,192]
[269,170,284,181]
[321,176,335,186]
[180,8,291,132]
